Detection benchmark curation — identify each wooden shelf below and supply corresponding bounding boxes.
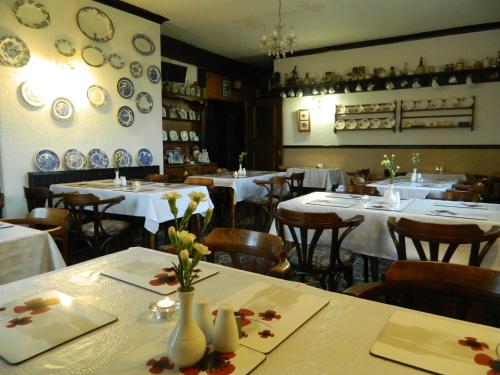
[162,117,201,123]
[162,92,205,103]
[335,127,396,132]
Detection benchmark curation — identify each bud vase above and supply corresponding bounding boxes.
[383,184,399,206]
[410,168,417,183]
[167,289,206,368]
[113,170,121,186]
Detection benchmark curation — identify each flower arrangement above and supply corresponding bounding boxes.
[238,152,247,165]
[163,191,213,292]
[113,153,123,171]
[410,152,420,169]
[381,154,400,183]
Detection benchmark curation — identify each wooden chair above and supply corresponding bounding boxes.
[277,165,288,172]
[216,168,229,174]
[184,177,214,187]
[387,217,500,267]
[1,208,70,262]
[342,185,380,196]
[63,193,130,258]
[350,176,366,186]
[143,174,169,183]
[202,228,290,278]
[0,193,3,217]
[274,207,364,290]
[480,174,500,204]
[425,190,480,202]
[208,186,235,228]
[286,172,305,198]
[24,186,63,212]
[344,261,500,327]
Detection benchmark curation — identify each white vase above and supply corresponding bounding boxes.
[410,168,417,183]
[383,184,399,206]
[167,289,206,368]
[194,297,214,344]
[113,170,121,186]
[238,164,243,176]
[213,304,239,353]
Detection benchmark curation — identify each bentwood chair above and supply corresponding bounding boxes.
[203,228,290,278]
[344,261,500,328]
[24,186,63,212]
[343,184,381,196]
[286,172,305,198]
[143,174,169,183]
[425,190,481,202]
[184,177,214,187]
[63,193,129,258]
[275,207,364,290]
[387,217,500,267]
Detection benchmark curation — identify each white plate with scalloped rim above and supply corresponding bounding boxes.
[335,119,346,130]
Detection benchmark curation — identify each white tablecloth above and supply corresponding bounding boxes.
[191,171,286,202]
[367,173,465,199]
[0,246,446,374]
[287,167,345,191]
[0,224,65,285]
[271,192,500,270]
[51,181,213,233]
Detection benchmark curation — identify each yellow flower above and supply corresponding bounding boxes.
[188,191,207,202]
[163,191,182,201]
[188,201,198,211]
[180,249,190,265]
[193,243,211,256]
[168,226,176,238]
[178,230,196,244]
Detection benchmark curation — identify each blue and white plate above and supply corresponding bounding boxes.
[51,97,74,121]
[64,149,86,170]
[113,149,132,167]
[88,148,109,169]
[137,148,153,166]
[147,65,161,83]
[135,92,153,114]
[117,77,134,99]
[117,106,134,127]
[129,61,143,78]
[35,149,59,172]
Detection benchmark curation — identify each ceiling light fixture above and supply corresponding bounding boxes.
[260,0,297,60]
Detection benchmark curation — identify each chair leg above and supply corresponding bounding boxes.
[362,255,369,282]
[370,257,379,282]
[343,266,354,287]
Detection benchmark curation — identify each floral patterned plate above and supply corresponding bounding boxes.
[0,34,30,67]
[64,149,86,170]
[130,61,143,78]
[113,148,132,168]
[117,106,134,127]
[35,149,59,171]
[137,148,153,166]
[81,45,106,67]
[76,7,114,43]
[88,148,109,168]
[117,77,134,99]
[135,92,153,114]
[13,0,50,29]
[108,53,124,69]
[51,97,74,121]
[87,85,109,108]
[132,33,155,55]
[147,65,161,83]
[55,38,75,57]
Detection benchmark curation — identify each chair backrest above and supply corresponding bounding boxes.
[481,174,500,203]
[143,174,169,183]
[207,186,235,228]
[350,176,366,186]
[287,172,305,198]
[202,228,290,277]
[277,165,288,172]
[184,177,214,187]
[255,175,289,201]
[426,190,480,202]
[344,261,500,327]
[343,184,380,196]
[26,207,69,228]
[216,168,229,174]
[387,217,500,266]
[24,186,62,211]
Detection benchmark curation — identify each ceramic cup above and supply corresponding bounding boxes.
[448,75,458,84]
[466,74,474,87]
[296,89,303,97]
[344,86,350,94]
[385,81,395,90]
[355,83,363,92]
[400,80,409,88]
[412,79,421,88]
[120,176,127,186]
[431,77,440,90]
[367,83,375,91]
[288,89,295,97]
[280,91,286,98]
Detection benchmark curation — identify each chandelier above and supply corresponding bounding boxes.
[260,0,297,59]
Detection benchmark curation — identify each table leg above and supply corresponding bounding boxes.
[148,232,156,249]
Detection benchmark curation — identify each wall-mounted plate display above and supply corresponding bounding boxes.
[346,119,357,130]
[129,61,143,78]
[35,149,59,172]
[147,65,161,83]
[76,7,114,43]
[444,97,459,108]
[429,98,443,109]
[88,148,109,168]
[117,106,134,127]
[383,118,396,128]
[132,33,155,55]
[81,45,106,67]
[135,91,153,113]
[169,130,178,141]
[55,38,75,57]
[19,80,45,107]
[117,77,134,99]
[0,35,30,67]
[137,148,153,166]
[51,97,74,121]
[162,130,168,141]
[189,131,197,141]
[402,100,414,111]
[358,118,370,129]
[108,53,124,69]
[336,105,346,114]
[370,118,381,129]
[180,130,189,141]
[161,105,167,118]
[87,85,108,108]
[13,0,50,29]
[334,120,345,130]
[113,149,132,167]
[415,99,428,110]
[64,149,86,170]
[460,96,474,107]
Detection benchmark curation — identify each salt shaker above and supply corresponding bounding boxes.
[194,297,214,344]
[120,176,127,186]
[213,304,239,353]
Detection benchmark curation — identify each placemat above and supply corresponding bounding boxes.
[307,198,358,208]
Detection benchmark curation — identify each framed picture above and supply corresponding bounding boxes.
[165,149,183,164]
[222,79,231,97]
[297,109,310,132]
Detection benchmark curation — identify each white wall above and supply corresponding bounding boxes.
[0,0,162,216]
[274,29,500,146]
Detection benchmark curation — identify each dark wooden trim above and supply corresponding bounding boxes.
[291,22,500,58]
[93,0,168,24]
[283,144,500,150]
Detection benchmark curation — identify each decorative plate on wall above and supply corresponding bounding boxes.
[135,91,153,113]
[117,106,134,127]
[180,130,189,141]
[0,35,30,67]
[137,148,153,166]
[51,97,74,121]
[76,7,114,43]
[19,80,45,107]
[147,65,161,83]
[113,149,132,167]
[35,149,60,172]
[132,33,155,55]
[87,85,108,108]
[108,53,124,69]
[88,149,109,168]
[129,61,143,78]
[13,0,50,29]
[64,149,87,170]
[55,39,76,57]
[117,77,134,99]
[81,45,106,67]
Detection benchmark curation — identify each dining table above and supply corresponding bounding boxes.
[2,246,497,374]
[270,191,500,271]
[0,223,65,285]
[286,167,346,192]
[366,173,465,199]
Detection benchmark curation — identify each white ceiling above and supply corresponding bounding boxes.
[123,0,500,66]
